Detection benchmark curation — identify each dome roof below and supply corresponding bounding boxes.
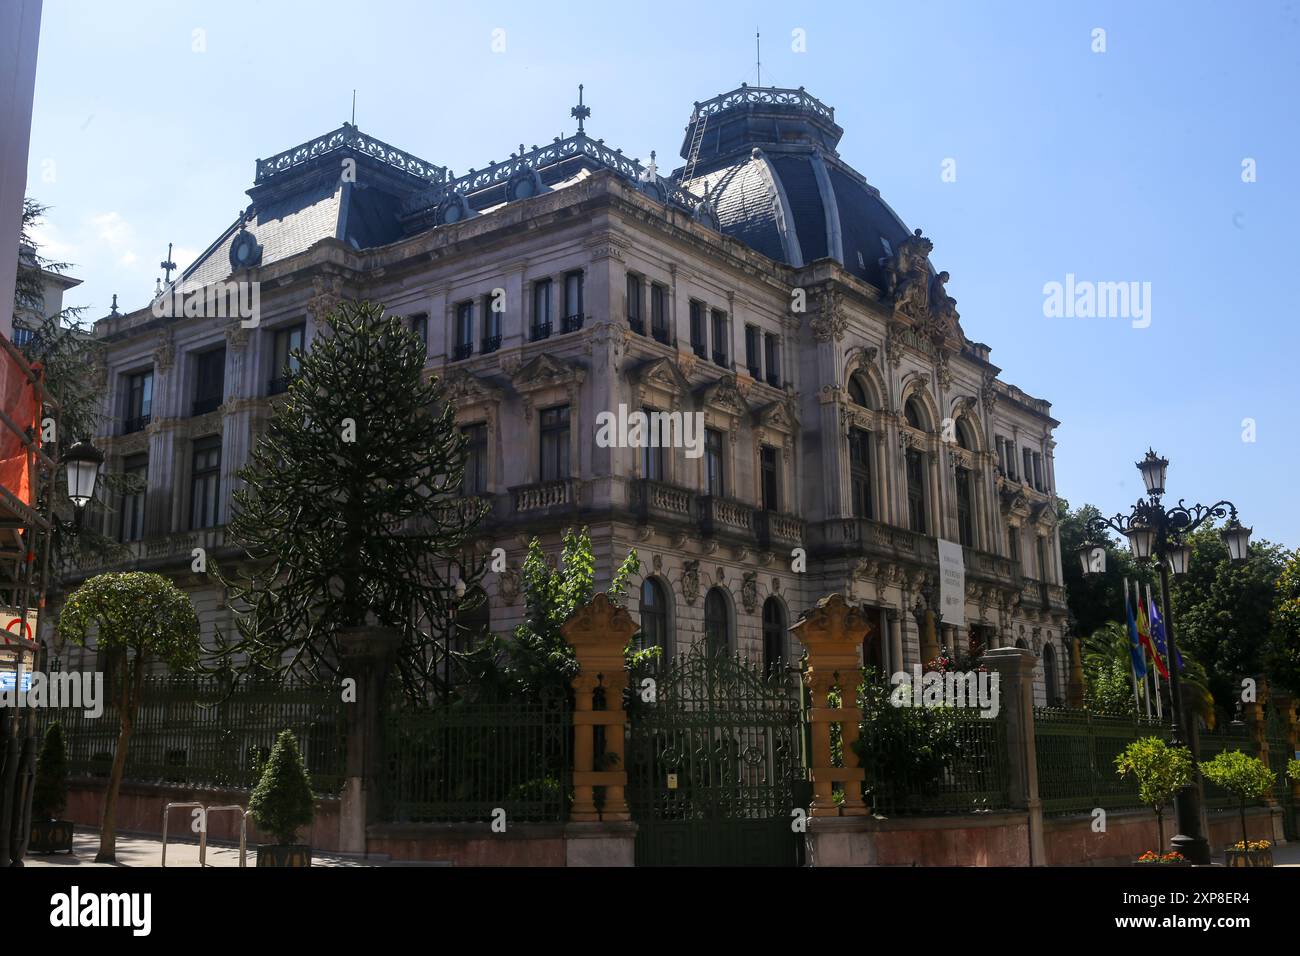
[675,86,915,290]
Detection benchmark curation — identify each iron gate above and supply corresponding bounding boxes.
[627,646,807,866]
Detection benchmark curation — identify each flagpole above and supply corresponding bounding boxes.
[1125,578,1141,713]
[1147,581,1163,719]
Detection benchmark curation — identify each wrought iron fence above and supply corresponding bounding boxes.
[1263,704,1297,839]
[39,674,346,794]
[857,680,1011,815]
[381,685,570,824]
[1033,707,1170,815]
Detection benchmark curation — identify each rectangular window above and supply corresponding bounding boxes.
[764,332,781,387]
[745,325,761,378]
[532,280,553,341]
[190,436,222,530]
[120,454,147,543]
[641,407,666,480]
[690,301,707,358]
[760,445,779,511]
[956,467,974,547]
[409,313,428,348]
[705,428,725,498]
[481,295,502,353]
[270,323,304,394]
[124,370,153,432]
[1033,452,1044,492]
[627,274,644,334]
[1022,448,1033,486]
[650,284,669,343]
[563,271,584,332]
[1008,526,1020,566]
[711,309,729,368]
[539,405,570,481]
[461,423,488,496]
[849,428,873,519]
[192,347,225,416]
[454,301,474,359]
[906,448,927,534]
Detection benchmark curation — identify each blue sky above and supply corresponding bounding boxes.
[24,0,1300,549]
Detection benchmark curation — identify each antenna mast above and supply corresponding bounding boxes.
[756,30,761,86]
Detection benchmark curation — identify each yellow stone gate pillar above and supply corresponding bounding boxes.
[562,593,636,822]
[791,593,868,817]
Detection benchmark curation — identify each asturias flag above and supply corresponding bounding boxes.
[1126,583,1147,679]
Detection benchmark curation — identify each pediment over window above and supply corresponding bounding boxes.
[1031,501,1057,532]
[510,352,585,394]
[696,374,749,417]
[442,367,505,406]
[1000,486,1032,520]
[632,356,693,400]
[753,398,798,434]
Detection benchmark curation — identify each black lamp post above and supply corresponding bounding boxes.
[62,438,104,529]
[1076,448,1251,865]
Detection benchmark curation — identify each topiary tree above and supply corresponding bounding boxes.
[1114,736,1193,851]
[32,721,69,820]
[213,300,485,702]
[58,571,200,862]
[1288,757,1300,785]
[248,729,315,845]
[1200,750,1276,850]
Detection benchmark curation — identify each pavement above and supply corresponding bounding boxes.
[21,828,394,867]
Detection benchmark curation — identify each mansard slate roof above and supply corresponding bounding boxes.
[175,86,919,297]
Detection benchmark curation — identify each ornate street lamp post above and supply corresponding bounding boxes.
[1076,449,1251,865]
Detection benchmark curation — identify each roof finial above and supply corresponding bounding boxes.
[351,89,356,126]
[159,242,176,284]
[570,83,591,135]
[109,293,119,317]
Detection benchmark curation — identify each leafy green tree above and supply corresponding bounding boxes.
[1081,621,1215,725]
[57,571,200,862]
[1199,750,1276,850]
[1058,498,1146,640]
[249,729,315,845]
[213,300,485,701]
[1114,736,1193,850]
[1267,549,1300,693]
[32,721,69,820]
[460,527,643,700]
[1170,524,1287,706]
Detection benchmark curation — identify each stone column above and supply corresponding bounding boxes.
[561,593,636,822]
[887,609,904,673]
[916,603,941,667]
[790,593,867,817]
[337,625,402,855]
[981,646,1045,865]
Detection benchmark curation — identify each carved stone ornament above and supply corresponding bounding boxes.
[810,284,847,343]
[681,560,700,605]
[309,275,345,320]
[497,566,520,605]
[153,327,176,373]
[883,228,963,345]
[741,571,758,613]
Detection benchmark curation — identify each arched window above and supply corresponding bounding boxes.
[762,597,786,676]
[1043,643,1060,706]
[704,588,729,656]
[639,578,670,655]
[848,375,871,408]
[904,396,926,430]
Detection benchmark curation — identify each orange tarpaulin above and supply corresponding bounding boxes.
[0,339,40,508]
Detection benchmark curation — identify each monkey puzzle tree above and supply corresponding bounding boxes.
[213,300,486,701]
[57,571,200,862]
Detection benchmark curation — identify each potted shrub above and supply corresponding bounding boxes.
[1114,736,1193,862]
[249,729,315,867]
[1200,750,1276,867]
[29,721,75,854]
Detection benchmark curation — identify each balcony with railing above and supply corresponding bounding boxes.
[698,495,755,539]
[530,321,552,342]
[481,335,502,354]
[452,342,474,361]
[511,478,579,515]
[561,313,585,334]
[810,516,938,566]
[66,526,229,579]
[755,510,804,549]
[191,395,222,417]
[630,479,695,525]
[121,414,151,435]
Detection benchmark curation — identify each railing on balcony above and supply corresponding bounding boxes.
[811,517,938,565]
[630,479,695,524]
[481,335,502,354]
[629,316,645,335]
[765,372,781,388]
[561,313,585,334]
[962,546,1017,586]
[530,321,552,342]
[712,350,729,368]
[755,510,804,548]
[698,495,754,538]
[69,527,228,577]
[452,342,473,361]
[512,478,577,513]
[122,414,151,435]
[651,324,671,345]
